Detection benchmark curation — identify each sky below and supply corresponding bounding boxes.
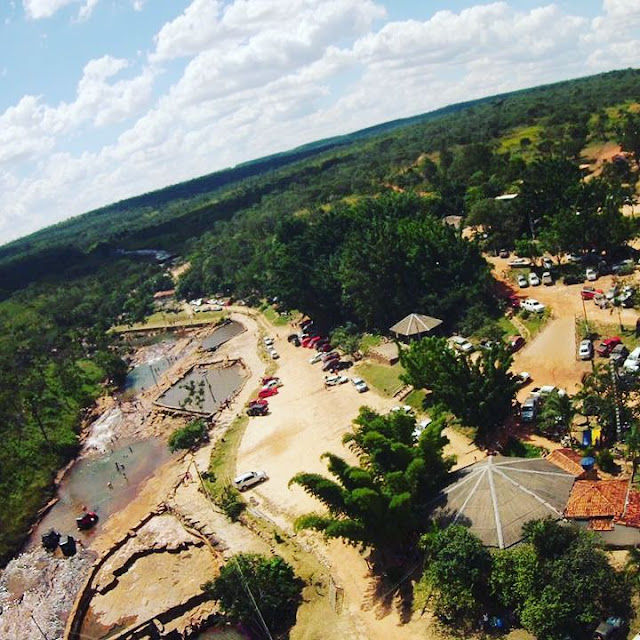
[0,1,639,245]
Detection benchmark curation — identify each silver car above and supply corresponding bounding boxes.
[233,470,267,491]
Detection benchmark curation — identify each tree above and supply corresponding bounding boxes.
[289,408,453,554]
[167,418,208,452]
[399,337,518,442]
[491,518,631,640]
[418,525,491,621]
[537,390,575,438]
[203,553,303,640]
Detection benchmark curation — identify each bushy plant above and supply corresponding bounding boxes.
[168,419,208,452]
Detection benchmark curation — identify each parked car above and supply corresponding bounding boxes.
[309,352,323,364]
[542,256,554,270]
[233,470,267,491]
[618,286,635,308]
[258,386,278,399]
[262,378,282,390]
[317,342,333,352]
[307,336,322,348]
[263,336,274,346]
[520,298,545,313]
[581,286,604,300]
[567,252,583,263]
[508,257,532,267]
[301,336,314,348]
[516,371,531,387]
[449,336,475,353]
[596,337,622,357]
[324,374,349,386]
[321,351,339,362]
[609,343,629,367]
[531,385,566,399]
[506,294,522,308]
[612,259,635,274]
[351,377,369,393]
[528,272,541,286]
[578,339,594,360]
[267,348,280,360]
[606,286,619,301]
[412,418,433,442]
[499,248,510,258]
[542,271,553,285]
[585,267,598,281]
[322,359,340,371]
[592,616,628,640]
[508,335,525,352]
[520,395,538,423]
[623,346,640,373]
[517,274,529,288]
[287,334,301,346]
[246,403,268,416]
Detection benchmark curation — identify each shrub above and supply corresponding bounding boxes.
[168,418,208,452]
[217,484,246,521]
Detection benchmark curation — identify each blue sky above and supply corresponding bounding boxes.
[0,0,638,244]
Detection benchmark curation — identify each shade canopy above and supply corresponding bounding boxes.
[389,313,443,337]
[431,456,575,549]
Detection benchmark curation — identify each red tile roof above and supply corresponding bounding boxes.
[546,448,585,477]
[565,480,628,519]
[619,488,640,528]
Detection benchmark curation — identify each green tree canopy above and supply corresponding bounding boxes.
[399,337,518,442]
[289,408,453,553]
[203,553,303,640]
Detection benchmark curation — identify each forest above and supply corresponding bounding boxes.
[0,67,640,563]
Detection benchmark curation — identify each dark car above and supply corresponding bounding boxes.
[593,616,627,640]
[287,334,301,346]
[508,335,525,352]
[609,343,630,367]
[247,400,269,416]
[596,337,622,357]
[322,359,340,371]
[321,351,339,362]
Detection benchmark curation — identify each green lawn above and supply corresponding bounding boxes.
[360,333,383,353]
[497,316,520,337]
[262,305,297,327]
[112,309,224,332]
[404,389,427,412]
[518,309,550,338]
[355,361,406,396]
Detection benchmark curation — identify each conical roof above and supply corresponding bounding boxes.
[432,455,575,548]
[389,313,442,336]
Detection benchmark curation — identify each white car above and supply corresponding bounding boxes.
[542,257,553,270]
[449,336,474,353]
[233,470,267,491]
[542,271,553,285]
[517,274,529,288]
[262,378,282,390]
[309,353,323,364]
[324,374,348,386]
[263,336,274,346]
[351,377,369,393]
[267,348,280,360]
[528,272,541,286]
[623,346,640,373]
[585,268,597,281]
[531,385,566,399]
[508,257,532,267]
[578,339,593,360]
[412,418,433,442]
[391,405,413,414]
[520,298,546,313]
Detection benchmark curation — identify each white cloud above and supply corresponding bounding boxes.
[3,0,640,243]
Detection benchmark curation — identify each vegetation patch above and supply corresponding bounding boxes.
[168,418,208,452]
[354,361,406,396]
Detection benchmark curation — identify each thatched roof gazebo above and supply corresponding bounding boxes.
[431,456,576,549]
[389,313,443,340]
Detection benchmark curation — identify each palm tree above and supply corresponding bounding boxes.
[537,391,576,439]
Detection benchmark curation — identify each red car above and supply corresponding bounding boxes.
[307,336,322,348]
[508,335,525,352]
[258,387,278,399]
[318,342,333,352]
[507,294,521,308]
[581,286,604,300]
[596,336,622,357]
[301,336,314,347]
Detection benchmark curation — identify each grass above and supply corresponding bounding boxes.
[518,309,550,338]
[497,124,543,155]
[497,316,519,337]
[206,414,249,490]
[360,333,383,353]
[576,317,640,350]
[112,309,224,332]
[354,361,406,396]
[404,389,427,412]
[261,305,297,327]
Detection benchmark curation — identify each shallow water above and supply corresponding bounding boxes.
[31,437,171,548]
[156,363,244,414]
[201,320,245,352]
[125,356,173,392]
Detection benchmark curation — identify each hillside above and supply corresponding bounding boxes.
[1,68,639,298]
[0,67,640,565]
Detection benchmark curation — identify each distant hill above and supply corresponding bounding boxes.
[1,67,639,297]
